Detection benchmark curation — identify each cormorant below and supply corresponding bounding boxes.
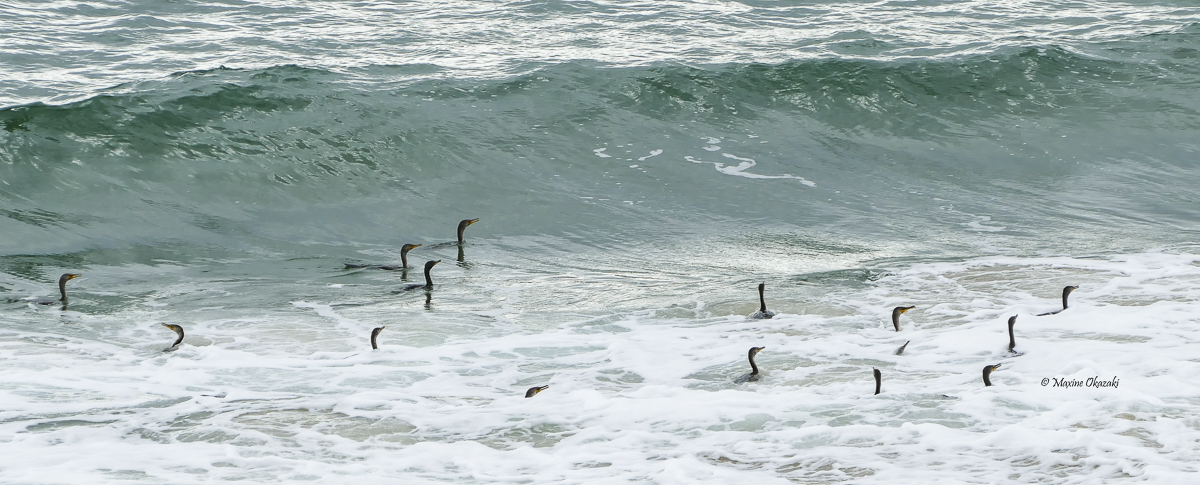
[1037,285,1078,316]
[345,243,422,270]
[735,346,766,383]
[371,326,385,350]
[982,363,1002,387]
[398,260,441,291]
[1006,315,1017,353]
[525,385,549,398]
[457,218,479,244]
[895,341,910,355]
[873,368,882,395]
[161,323,184,351]
[891,306,915,331]
[398,243,421,269]
[748,283,775,319]
[22,273,81,305]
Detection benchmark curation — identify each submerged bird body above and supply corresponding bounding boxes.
[749,283,775,319]
[873,368,882,395]
[895,340,910,355]
[735,346,766,383]
[525,385,549,398]
[891,306,915,331]
[1037,285,1079,316]
[457,218,480,244]
[161,323,185,351]
[982,363,1002,387]
[400,260,441,291]
[370,326,385,350]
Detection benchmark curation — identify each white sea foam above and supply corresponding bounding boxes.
[637,150,663,161]
[685,154,817,187]
[2,250,1200,483]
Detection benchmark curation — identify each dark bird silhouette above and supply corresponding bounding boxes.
[13,273,82,307]
[525,385,549,398]
[895,341,910,355]
[982,363,1002,387]
[873,368,882,395]
[398,260,441,291]
[1037,285,1079,316]
[371,326,385,350]
[345,243,423,270]
[735,347,766,383]
[457,218,479,244]
[1007,315,1018,353]
[891,306,915,331]
[749,283,775,319]
[161,323,185,351]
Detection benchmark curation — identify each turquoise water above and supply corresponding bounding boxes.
[3,1,1200,483]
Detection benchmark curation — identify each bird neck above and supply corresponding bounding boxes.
[58,279,69,302]
[749,353,759,375]
[892,309,901,331]
[1062,288,1071,309]
[401,252,410,269]
[983,368,993,386]
[424,267,434,287]
[758,286,767,313]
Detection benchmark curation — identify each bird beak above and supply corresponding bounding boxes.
[412,244,422,249]
[68,274,81,280]
[468,219,479,225]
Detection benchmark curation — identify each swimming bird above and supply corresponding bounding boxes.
[525,385,549,398]
[160,323,184,351]
[891,306,915,331]
[398,243,421,269]
[895,341,910,355]
[345,243,422,270]
[873,368,882,395]
[457,218,479,244]
[371,326,385,350]
[748,283,775,319]
[398,260,441,291]
[735,346,766,383]
[1006,315,1017,353]
[982,363,1002,387]
[1037,285,1078,316]
[19,273,81,305]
